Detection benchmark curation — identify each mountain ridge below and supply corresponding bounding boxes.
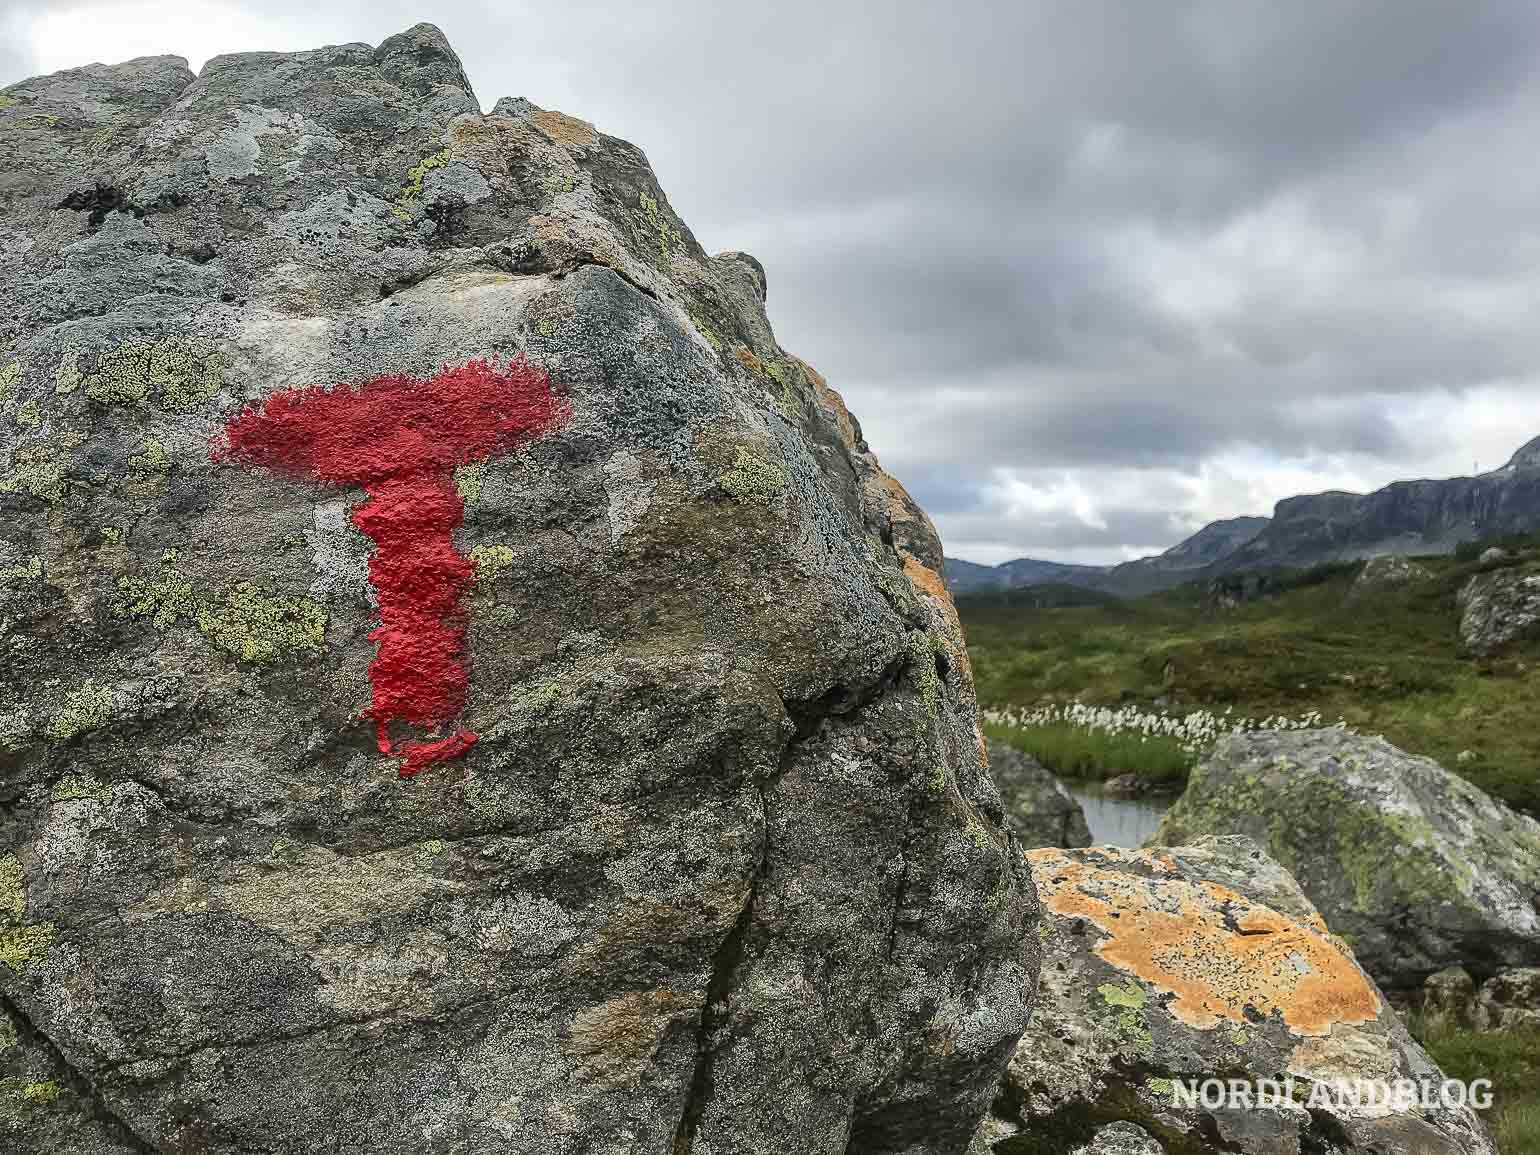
[947,437,1540,597]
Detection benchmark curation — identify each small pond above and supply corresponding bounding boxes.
[1062,779,1174,847]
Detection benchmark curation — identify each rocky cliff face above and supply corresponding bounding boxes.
[1212,444,1540,576]
[947,440,1540,600]
[0,27,1036,1153]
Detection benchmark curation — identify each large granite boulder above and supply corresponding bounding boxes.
[1457,562,1540,656]
[0,27,1037,1153]
[1151,730,1540,991]
[982,838,1496,1155]
[986,738,1091,849]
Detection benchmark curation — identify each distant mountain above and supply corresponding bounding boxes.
[1211,437,1540,577]
[946,437,1540,598]
[945,514,1268,597]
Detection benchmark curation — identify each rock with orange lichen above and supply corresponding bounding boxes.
[1151,729,1540,991]
[980,837,1497,1155]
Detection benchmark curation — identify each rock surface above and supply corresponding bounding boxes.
[986,739,1091,849]
[1151,730,1540,991]
[1416,966,1540,1033]
[982,838,1496,1155]
[0,27,1037,1153]
[1346,553,1430,600]
[1457,562,1540,656]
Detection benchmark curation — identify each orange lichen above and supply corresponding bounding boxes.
[1028,846,1381,1036]
[531,109,599,151]
[807,367,859,452]
[734,346,766,376]
[567,988,695,1085]
[902,555,975,691]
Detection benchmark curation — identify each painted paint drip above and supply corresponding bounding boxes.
[215,358,568,776]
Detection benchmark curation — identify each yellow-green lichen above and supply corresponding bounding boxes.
[21,1080,63,1104]
[127,437,169,475]
[0,94,17,111]
[717,446,786,507]
[14,399,40,429]
[0,923,54,975]
[470,543,517,583]
[54,354,82,395]
[196,583,326,663]
[116,552,198,628]
[907,630,944,721]
[1097,979,1153,1054]
[0,855,23,922]
[80,337,226,411]
[1,555,42,588]
[44,680,119,742]
[51,773,111,804]
[639,190,685,263]
[394,147,452,222]
[0,431,85,502]
[0,360,18,401]
[0,1016,15,1054]
[689,311,723,352]
[455,461,486,503]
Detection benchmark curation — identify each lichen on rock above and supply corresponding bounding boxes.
[0,22,1032,1155]
[982,837,1498,1155]
[1152,729,1540,991]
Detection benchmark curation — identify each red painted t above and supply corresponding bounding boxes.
[214,358,568,776]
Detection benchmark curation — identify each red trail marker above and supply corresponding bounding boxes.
[215,358,568,777]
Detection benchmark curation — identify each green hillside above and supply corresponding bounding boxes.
[960,539,1540,815]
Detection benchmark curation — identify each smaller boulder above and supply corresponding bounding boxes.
[1347,553,1429,600]
[1152,730,1540,990]
[1418,966,1478,1024]
[984,838,1496,1154]
[1458,564,1540,656]
[1072,1121,1165,1154]
[1472,967,1540,1032]
[987,739,1091,848]
[1478,546,1512,566]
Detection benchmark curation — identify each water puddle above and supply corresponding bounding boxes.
[1062,780,1174,847]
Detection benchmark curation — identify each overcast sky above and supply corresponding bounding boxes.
[7,2,1540,564]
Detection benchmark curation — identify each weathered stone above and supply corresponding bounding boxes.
[1346,553,1430,600]
[1151,730,1540,990]
[1418,966,1478,1024]
[1457,563,1540,656]
[1472,967,1540,1032]
[0,26,1036,1153]
[1070,1121,1165,1155]
[982,838,1496,1155]
[987,739,1091,849]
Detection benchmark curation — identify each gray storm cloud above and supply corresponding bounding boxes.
[7,1,1540,562]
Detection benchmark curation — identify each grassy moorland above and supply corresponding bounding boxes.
[1409,1014,1540,1153]
[961,537,1540,815]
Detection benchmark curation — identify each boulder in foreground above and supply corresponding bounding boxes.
[982,838,1496,1155]
[0,25,1036,1153]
